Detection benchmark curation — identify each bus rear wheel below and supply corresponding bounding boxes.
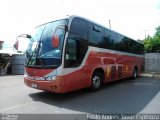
[132,67,138,79]
[90,71,103,91]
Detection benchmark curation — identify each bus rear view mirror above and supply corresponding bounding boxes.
[52,35,59,48]
[14,34,31,53]
[14,40,19,50]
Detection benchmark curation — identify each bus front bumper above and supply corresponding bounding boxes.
[24,76,65,93]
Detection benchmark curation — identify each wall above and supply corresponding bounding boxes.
[145,53,160,72]
[12,54,25,75]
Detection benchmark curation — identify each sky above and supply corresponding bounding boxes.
[0,0,160,45]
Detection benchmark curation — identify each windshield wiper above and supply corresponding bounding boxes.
[26,50,35,67]
[36,57,45,68]
[27,40,46,68]
[35,41,46,68]
[27,64,58,69]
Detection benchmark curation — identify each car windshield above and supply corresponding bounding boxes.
[25,19,68,68]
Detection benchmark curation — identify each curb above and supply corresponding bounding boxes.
[141,72,160,79]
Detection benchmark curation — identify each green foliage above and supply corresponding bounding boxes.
[143,26,160,53]
[155,26,160,38]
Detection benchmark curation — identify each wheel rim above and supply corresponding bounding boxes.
[134,70,137,78]
[92,75,101,89]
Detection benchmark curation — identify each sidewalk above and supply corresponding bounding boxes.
[141,71,160,79]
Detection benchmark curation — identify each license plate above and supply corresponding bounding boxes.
[31,83,37,88]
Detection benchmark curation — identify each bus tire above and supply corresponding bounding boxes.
[132,67,138,79]
[90,71,103,91]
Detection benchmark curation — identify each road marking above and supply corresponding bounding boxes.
[139,91,160,113]
[0,102,34,112]
[126,82,160,86]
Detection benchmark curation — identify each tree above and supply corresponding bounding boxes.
[155,26,160,38]
[143,26,160,53]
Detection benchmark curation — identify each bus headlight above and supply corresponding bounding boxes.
[44,76,57,81]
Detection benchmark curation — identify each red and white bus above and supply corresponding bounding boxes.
[15,15,144,93]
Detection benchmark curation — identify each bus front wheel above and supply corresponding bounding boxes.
[90,71,103,91]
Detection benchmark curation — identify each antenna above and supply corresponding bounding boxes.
[109,20,111,29]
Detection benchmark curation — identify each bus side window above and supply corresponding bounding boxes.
[65,38,78,60]
[64,18,88,68]
[64,35,83,68]
[88,24,104,47]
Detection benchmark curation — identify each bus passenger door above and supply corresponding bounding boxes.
[63,35,88,92]
[63,17,89,92]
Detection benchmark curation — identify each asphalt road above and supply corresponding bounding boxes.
[0,75,160,119]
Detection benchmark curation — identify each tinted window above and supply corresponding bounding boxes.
[68,18,144,55]
[64,18,88,68]
[99,29,115,49]
[70,18,88,40]
[114,34,123,51]
[118,37,144,54]
[120,37,131,53]
[89,24,105,47]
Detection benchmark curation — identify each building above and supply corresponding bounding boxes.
[0,40,25,75]
[0,40,4,50]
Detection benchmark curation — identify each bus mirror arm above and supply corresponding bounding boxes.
[17,34,32,39]
[64,25,69,31]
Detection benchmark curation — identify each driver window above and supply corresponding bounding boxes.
[65,39,77,60]
[64,18,88,68]
[64,35,81,68]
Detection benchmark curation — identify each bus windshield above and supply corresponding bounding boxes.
[26,19,68,68]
